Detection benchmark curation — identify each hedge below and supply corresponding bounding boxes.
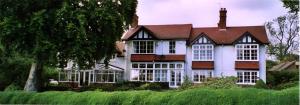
[0,86,298,105]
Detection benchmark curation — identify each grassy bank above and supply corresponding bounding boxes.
[0,86,298,105]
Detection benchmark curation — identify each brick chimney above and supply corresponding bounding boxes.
[131,14,138,28]
[218,8,227,30]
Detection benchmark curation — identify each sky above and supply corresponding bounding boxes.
[136,0,289,27]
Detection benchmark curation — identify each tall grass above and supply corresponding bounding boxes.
[0,86,298,105]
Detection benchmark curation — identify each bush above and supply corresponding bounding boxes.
[0,86,298,105]
[274,81,299,90]
[179,75,193,89]
[137,83,162,90]
[254,79,268,89]
[202,76,239,89]
[4,83,22,91]
[267,70,299,89]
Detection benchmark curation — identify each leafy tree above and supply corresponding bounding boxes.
[0,0,137,91]
[281,0,299,14]
[266,13,299,61]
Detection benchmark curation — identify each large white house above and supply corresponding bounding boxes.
[59,8,269,88]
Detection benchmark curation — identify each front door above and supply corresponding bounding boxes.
[79,71,91,87]
[169,70,182,87]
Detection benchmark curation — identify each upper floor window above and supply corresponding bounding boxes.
[192,44,214,61]
[169,41,176,54]
[236,44,259,61]
[133,41,154,54]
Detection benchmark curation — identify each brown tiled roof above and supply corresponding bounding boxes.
[192,61,214,69]
[122,24,193,40]
[115,41,125,57]
[131,54,185,62]
[235,61,259,70]
[191,26,269,44]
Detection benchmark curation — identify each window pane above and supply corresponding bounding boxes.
[176,64,183,68]
[131,70,139,80]
[147,70,153,81]
[132,64,138,68]
[162,64,168,68]
[139,64,146,68]
[155,70,160,81]
[170,64,175,68]
[147,64,153,68]
[155,64,161,68]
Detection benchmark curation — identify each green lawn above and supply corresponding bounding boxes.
[0,86,298,105]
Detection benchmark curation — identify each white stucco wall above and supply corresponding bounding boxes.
[214,45,236,77]
[155,40,186,55]
[185,44,267,82]
[259,45,267,82]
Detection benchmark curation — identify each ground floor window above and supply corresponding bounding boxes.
[192,70,213,83]
[59,70,78,82]
[130,62,184,83]
[94,70,123,83]
[237,71,259,84]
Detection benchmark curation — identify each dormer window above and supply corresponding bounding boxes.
[192,36,214,61]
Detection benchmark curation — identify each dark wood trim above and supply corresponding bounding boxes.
[190,33,216,45]
[233,31,262,44]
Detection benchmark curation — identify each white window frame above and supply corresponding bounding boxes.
[192,70,213,83]
[192,44,214,61]
[236,71,259,85]
[130,62,184,82]
[132,40,155,54]
[169,41,176,54]
[235,44,259,61]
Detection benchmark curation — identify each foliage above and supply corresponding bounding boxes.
[267,70,299,88]
[0,86,298,105]
[4,83,22,91]
[0,0,137,91]
[179,75,193,89]
[202,76,239,89]
[254,79,268,89]
[43,82,169,91]
[0,52,32,90]
[266,13,299,61]
[273,81,299,90]
[281,0,299,13]
[266,60,278,70]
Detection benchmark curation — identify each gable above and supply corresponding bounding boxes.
[129,27,156,40]
[191,33,215,45]
[235,32,261,44]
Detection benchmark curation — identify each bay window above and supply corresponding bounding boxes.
[192,44,214,61]
[236,44,258,61]
[133,41,154,54]
[130,63,184,82]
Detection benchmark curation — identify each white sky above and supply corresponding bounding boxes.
[136,0,289,27]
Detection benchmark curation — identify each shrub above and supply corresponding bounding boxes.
[203,76,239,89]
[137,83,163,90]
[274,81,299,90]
[254,79,268,89]
[0,86,298,105]
[267,70,299,89]
[4,83,22,91]
[180,75,193,89]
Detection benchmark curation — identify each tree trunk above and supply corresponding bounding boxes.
[24,61,43,91]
